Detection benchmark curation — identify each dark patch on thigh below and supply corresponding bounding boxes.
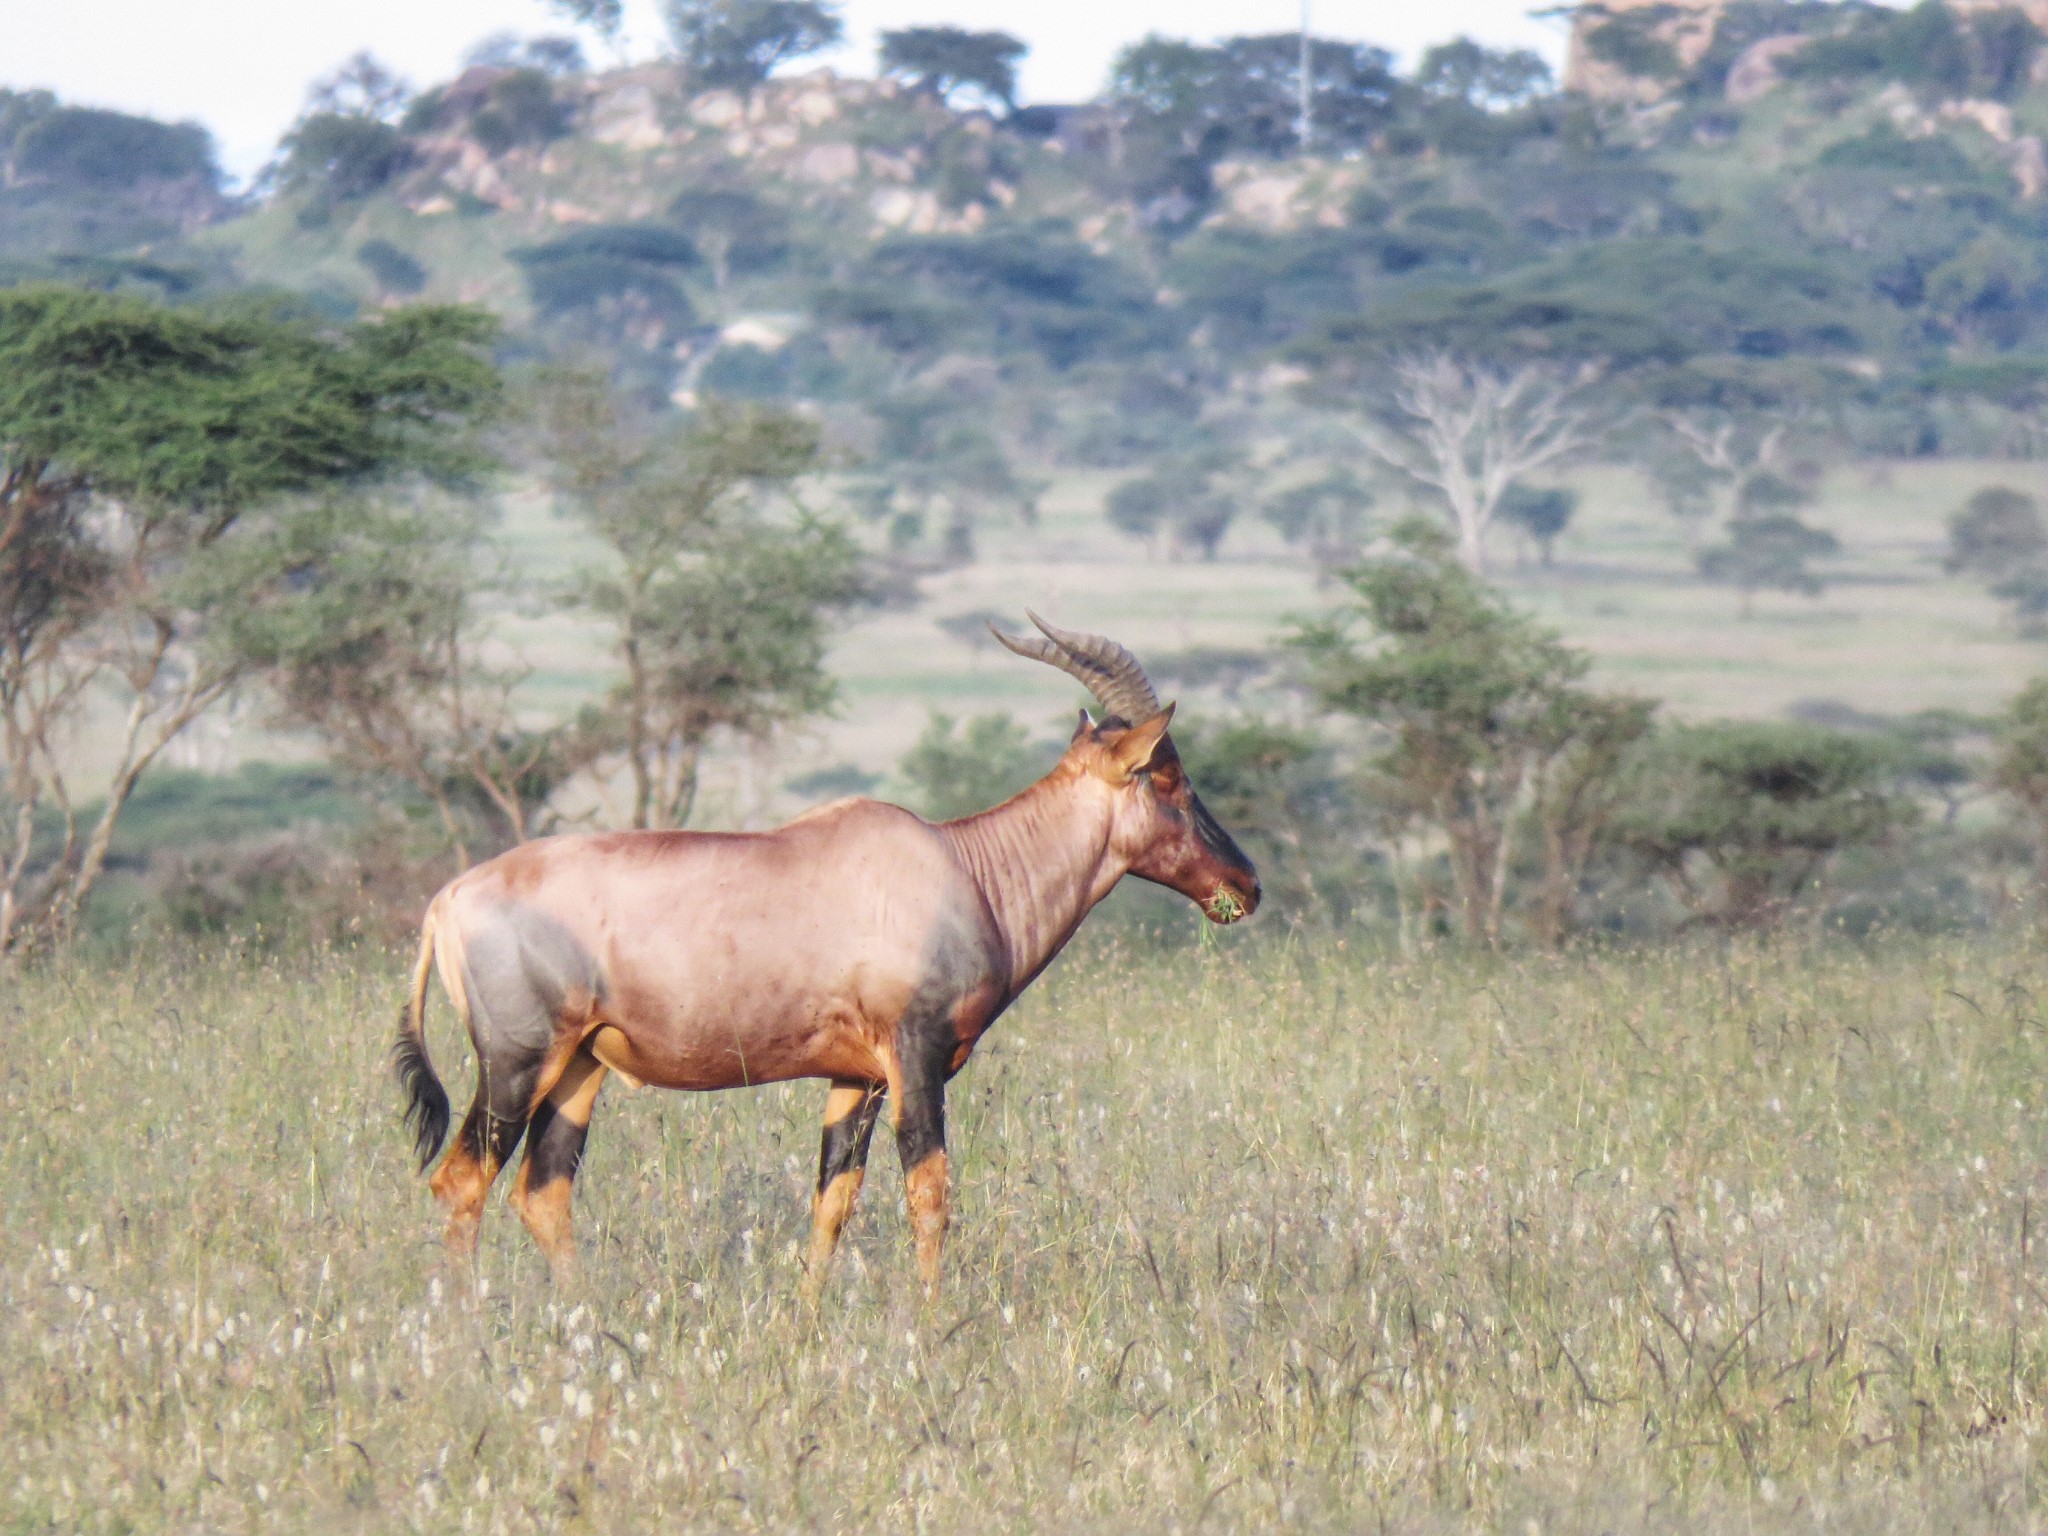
[460,1099,530,1169]
[461,905,604,1061]
[469,1058,546,1129]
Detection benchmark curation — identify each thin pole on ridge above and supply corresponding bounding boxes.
[1298,0,1314,152]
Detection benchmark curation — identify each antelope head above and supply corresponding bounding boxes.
[991,613,1262,924]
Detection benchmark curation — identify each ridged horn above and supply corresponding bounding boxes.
[987,610,1164,724]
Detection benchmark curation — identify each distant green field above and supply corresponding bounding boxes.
[50,454,2048,826]
[758,454,2048,811]
[8,933,2048,1532]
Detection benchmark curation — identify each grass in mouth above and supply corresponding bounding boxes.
[1204,886,1246,923]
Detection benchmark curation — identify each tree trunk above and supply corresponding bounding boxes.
[624,628,654,830]
[1457,520,1488,575]
[50,759,145,936]
[2031,805,2048,913]
[1447,482,1491,575]
[0,795,36,955]
[1484,802,1516,944]
[1533,818,1598,948]
[1535,822,1570,947]
[1442,806,1499,946]
[468,760,530,846]
[46,671,228,938]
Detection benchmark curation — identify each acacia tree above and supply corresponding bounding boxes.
[1615,722,1907,927]
[0,288,499,951]
[1292,516,1644,944]
[1106,449,1243,561]
[664,0,843,91]
[1655,410,1792,522]
[879,28,1028,110]
[1526,690,1655,943]
[1499,485,1577,568]
[1698,501,1839,615]
[205,495,568,868]
[1947,485,2048,631]
[547,0,624,46]
[1263,468,1375,582]
[532,370,864,829]
[1353,354,1604,574]
[273,53,416,222]
[897,711,1048,820]
[1993,677,2048,898]
[852,382,1042,562]
[669,186,788,292]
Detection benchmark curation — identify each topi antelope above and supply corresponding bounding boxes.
[394,614,1260,1294]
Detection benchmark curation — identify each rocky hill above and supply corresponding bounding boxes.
[16,5,2048,564]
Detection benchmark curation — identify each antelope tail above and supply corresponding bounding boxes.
[393,910,451,1172]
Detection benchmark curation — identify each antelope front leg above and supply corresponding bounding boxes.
[803,1079,885,1300]
[892,1032,953,1297]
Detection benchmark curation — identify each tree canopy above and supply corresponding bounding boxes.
[0,289,498,525]
[664,0,843,89]
[879,28,1028,110]
[0,288,502,948]
[1292,516,1645,943]
[1616,722,1910,926]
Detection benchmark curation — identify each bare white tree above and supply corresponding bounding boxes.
[1656,407,1814,518]
[1356,354,1605,574]
[1661,412,1785,485]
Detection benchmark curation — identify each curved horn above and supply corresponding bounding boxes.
[986,611,1164,724]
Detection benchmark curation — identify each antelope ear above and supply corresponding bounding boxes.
[1111,703,1176,776]
[1070,708,1096,743]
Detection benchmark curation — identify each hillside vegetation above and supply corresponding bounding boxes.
[14,5,2048,611]
[19,4,2048,944]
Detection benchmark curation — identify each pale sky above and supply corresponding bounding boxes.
[5,1,1570,184]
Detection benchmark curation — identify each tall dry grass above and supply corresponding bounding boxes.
[5,930,2048,1532]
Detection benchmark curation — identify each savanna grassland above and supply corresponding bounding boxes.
[8,930,2048,1533]
[298,450,2048,826]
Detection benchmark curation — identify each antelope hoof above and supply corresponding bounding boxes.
[799,1265,829,1309]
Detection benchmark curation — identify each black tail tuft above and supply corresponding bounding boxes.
[393,1014,450,1172]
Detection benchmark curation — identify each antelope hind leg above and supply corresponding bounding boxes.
[511,1047,608,1284]
[430,1097,526,1269]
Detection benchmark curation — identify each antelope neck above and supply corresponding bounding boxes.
[940,768,1125,994]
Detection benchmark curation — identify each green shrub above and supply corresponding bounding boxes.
[513,228,700,338]
[1817,124,1982,181]
[277,113,413,206]
[467,69,572,153]
[896,711,1057,820]
[844,227,1174,369]
[518,223,699,268]
[14,107,216,188]
[1616,720,1911,927]
[664,0,843,90]
[1582,12,1683,80]
[521,255,693,326]
[355,238,428,295]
